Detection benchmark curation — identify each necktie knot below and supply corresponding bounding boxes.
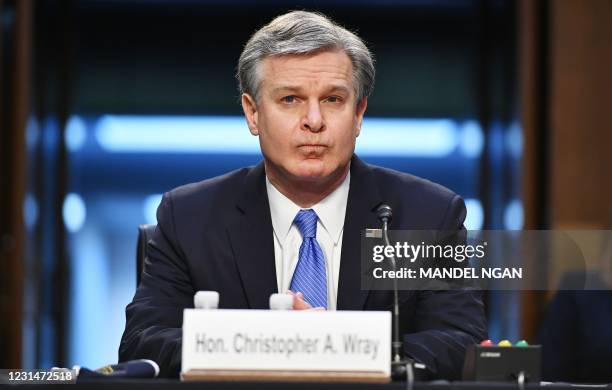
[294,209,317,238]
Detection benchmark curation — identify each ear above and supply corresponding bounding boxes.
[241,93,259,136]
[354,97,368,137]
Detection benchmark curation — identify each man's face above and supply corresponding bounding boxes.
[241,49,367,186]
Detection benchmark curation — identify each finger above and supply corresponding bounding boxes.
[292,294,313,310]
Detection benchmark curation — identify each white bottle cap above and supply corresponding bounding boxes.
[269,293,294,310]
[194,291,219,309]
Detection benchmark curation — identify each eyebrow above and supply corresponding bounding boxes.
[270,85,351,96]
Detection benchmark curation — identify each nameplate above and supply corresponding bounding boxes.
[181,309,391,380]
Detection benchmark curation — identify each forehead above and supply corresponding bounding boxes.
[258,50,354,92]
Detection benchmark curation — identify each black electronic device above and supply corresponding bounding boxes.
[462,343,541,382]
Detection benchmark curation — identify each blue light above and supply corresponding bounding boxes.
[69,226,110,369]
[23,193,39,231]
[26,116,39,150]
[143,194,162,225]
[504,199,524,230]
[96,115,259,154]
[506,122,523,158]
[458,120,484,158]
[63,193,87,233]
[65,115,87,152]
[95,115,458,157]
[358,118,457,157]
[464,198,484,230]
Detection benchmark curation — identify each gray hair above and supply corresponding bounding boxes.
[237,11,375,104]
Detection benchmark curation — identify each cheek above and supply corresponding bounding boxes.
[258,114,298,154]
[331,119,358,150]
[338,135,357,158]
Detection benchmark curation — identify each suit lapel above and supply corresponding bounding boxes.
[337,156,383,310]
[227,162,278,309]
[227,157,383,310]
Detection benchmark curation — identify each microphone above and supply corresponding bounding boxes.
[376,204,423,383]
[376,204,392,223]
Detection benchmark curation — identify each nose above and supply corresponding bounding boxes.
[301,100,325,133]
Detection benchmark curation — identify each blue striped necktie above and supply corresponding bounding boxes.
[289,209,328,309]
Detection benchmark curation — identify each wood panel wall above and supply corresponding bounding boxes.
[520,0,612,342]
[0,0,32,368]
[549,0,612,228]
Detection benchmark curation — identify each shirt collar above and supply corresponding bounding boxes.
[266,170,350,246]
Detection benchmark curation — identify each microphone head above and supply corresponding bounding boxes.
[376,204,393,223]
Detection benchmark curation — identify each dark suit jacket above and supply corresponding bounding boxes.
[538,272,612,382]
[119,155,487,379]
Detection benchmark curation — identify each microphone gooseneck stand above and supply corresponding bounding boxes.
[376,205,420,388]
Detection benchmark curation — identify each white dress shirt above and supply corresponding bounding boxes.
[265,172,350,310]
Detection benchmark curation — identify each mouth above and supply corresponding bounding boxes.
[298,144,328,149]
[297,144,328,157]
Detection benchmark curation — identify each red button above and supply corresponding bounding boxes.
[480,339,494,346]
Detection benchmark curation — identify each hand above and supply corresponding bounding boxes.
[287,291,325,311]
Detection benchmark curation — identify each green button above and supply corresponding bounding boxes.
[515,340,529,347]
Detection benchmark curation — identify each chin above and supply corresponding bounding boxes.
[293,169,330,182]
[291,161,331,181]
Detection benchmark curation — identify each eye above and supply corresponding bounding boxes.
[280,95,297,104]
[325,96,343,103]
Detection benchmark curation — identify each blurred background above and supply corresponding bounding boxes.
[0,0,610,380]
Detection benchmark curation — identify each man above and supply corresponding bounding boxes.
[120,10,487,379]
